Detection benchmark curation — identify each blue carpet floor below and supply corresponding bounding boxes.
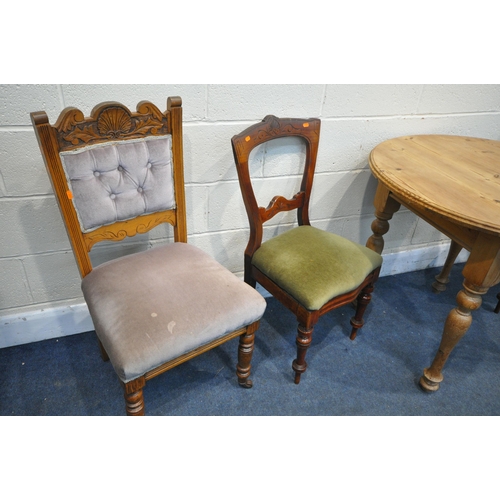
[1,263,500,416]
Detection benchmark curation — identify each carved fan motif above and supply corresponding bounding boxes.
[97,108,133,137]
[56,102,169,150]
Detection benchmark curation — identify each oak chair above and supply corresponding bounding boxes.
[231,115,383,384]
[31,97,266,415]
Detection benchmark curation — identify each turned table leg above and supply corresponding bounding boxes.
[432,240,463,293]
[366,183,401,255]
[419,282,485,392]
[421,232,500,392]
[366,209,395,254]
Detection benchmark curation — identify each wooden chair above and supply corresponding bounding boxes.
[231,115,383,384]
[31,97,266,415]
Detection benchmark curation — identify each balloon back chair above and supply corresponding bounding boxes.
[231,115,383,384]
[31,97,266,415]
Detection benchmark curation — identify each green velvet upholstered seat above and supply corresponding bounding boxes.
[253,225,383,311]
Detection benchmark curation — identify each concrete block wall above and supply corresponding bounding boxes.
[1,84,500,347]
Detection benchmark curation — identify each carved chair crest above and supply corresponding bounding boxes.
[55,101,170,151]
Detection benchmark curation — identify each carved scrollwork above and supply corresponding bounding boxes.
[137,101,164,122]
[254,115,316,142]
[232,115,319,159]
[84,211,176,251]
[85,229,129,250]
[55,107,85,133]
[56,102,169,151]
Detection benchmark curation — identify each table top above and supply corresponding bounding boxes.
[369,135,500,234]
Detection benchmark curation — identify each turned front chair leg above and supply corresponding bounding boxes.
[124,377,146,416]
[350,283,374,340]
[292,324,314,384]
[419,284,484,392]
[432,240,462,293]
[237,322,258,389]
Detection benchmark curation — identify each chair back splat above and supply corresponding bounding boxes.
[31,98,187,278]
[232,115,320,284]
[31,97,266,415]
[232,115,382,384]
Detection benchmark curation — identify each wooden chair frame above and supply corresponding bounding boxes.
[31,97,260,415]
[232,115,381,384]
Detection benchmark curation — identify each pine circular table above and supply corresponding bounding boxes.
[366,134,500,391]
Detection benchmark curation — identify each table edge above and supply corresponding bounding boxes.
[368,135,500,235]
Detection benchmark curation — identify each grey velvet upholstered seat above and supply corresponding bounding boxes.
[82,243,266,384]
[31,97,266,415]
